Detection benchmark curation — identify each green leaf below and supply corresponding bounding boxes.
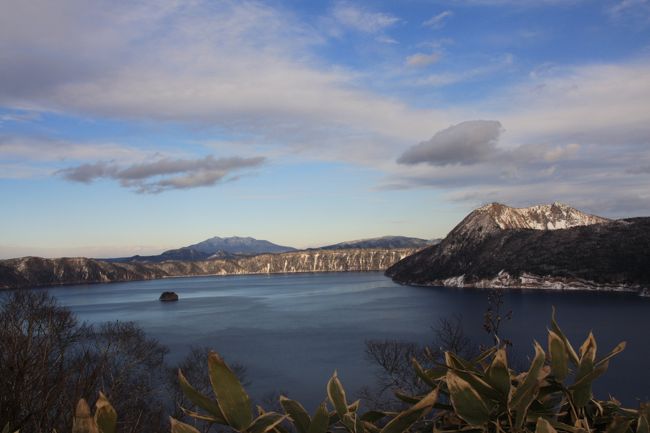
[1,423,13,433]
[379,388,439,433]
[247,413,288,433]
[548,331,569,382]
[550,307,580,366]
[547,420,584,433]
[307,404,329,433]
[445,352,474,372]
[208,351,253,430]
[510,342,547,428]
[179,368,227,423]
[594,341,626,370]
[280,396,311,433]
[94,392,117,433]
[170,417,201,433]
[360,411,390,423]
[73,399,99,433]
[412,358,438,387]
[486,348,511,398]
[535,417,558,433]
[637,416,649,433]
[394,391,421,404]
[361,421,381,433]
[354,414,366,433]
[472,347,498,365]
[327,372,349,419]
[180,407,225,423]
[571,333,598,408]
[576,332,596,381]
[445,352,499,401]
[447,371,490,426]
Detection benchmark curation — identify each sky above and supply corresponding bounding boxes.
[1,0,650,258]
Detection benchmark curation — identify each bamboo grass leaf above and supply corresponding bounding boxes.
[170,417,201,433]
[447,371,491,426]
[208,351,253,430]
[94,392,116,433]
[280,396,311,433]
[307,404,330,433]
[379,388,439,433]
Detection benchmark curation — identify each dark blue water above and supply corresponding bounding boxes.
[43,272,649,409]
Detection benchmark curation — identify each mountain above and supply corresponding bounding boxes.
[108,236,296,263]
[448,202,610,240]
[386,203,650,295]
[186,236,296,255]
[0,248,417,290]
[318,236,439,250]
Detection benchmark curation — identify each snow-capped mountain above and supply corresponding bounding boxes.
[386,202,650,295]
[477,202,609,230]
[449,202,609,241]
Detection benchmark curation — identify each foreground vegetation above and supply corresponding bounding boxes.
[1,292,647,433]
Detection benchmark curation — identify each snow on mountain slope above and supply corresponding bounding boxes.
[448,202,610,242]
[477,202,610,230]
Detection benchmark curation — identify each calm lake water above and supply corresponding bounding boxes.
[43,272,649,409]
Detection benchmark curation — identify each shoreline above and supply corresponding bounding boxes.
[393,271,650,297]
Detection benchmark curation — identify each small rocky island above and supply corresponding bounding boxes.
[159,291,179,302]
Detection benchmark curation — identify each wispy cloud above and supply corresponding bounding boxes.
[606,0,650,23]
[57,155,266,193]
[0,135,150,163]
[405,52,442,67]
[423,11,454,29]
[447,0,581,5]
[414,53,514,86]
[0,0,445,164]
[330,1,400,34]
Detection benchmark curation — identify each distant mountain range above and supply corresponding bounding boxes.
[107,235,434,263]
[387,202,650,295]
[5,201,647,294]
[107,236,297,263]
[318,236,439,250]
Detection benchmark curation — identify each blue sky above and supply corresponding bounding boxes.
[1,0,650,258]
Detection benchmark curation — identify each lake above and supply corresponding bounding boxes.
[42,272,649,409]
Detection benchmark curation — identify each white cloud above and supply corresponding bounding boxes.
[1,0,650,213]
[543,143,580,162]
[448,0,581,5]
[415,53,514,86]
[0,0,447,167]
[0,135,150,163]
[330,1,400,34]
[380,59,650,216]
[423,11,454,29]
[608,0,650,16]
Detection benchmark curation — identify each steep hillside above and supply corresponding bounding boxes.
[387,203,649,295]
[0,248,416,290]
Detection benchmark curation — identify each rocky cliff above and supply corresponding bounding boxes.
[0,248,416,289]
[386,203,650,295]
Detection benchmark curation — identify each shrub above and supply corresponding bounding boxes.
[6,308,649,433]
[172,308,648,433]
